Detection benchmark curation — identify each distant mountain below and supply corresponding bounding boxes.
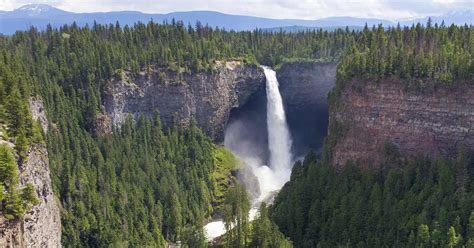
[308,16,394,27]
[262,25,365,33]
[4,4,69,17]
[0,4,472,35]
[405,10,474,26]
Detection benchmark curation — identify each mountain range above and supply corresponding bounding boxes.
[0,4,472,35]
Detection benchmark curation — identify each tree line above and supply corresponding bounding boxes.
[0,19,472,247]
[271,150,474,247]
[337,21,472,86]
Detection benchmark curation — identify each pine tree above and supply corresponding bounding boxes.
[447,226,461,248]
[417,224,430,247]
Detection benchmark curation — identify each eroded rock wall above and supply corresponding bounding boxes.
[0,98,61,248]
[102,61,265,141]
[329,79,474,169]
[277,62,337,158]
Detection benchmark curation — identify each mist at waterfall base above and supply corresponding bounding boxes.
[226,67,293,202]
[204,66,294,241]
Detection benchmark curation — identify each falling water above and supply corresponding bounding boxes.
[204,66,293,240]
[263,66,292,182]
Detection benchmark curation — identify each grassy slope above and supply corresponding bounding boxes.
[211,146,241,210]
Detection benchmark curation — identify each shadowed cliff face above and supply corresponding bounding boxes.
[225,62,337,164]
[101,61,265,141]
[102,60,338,160]
[277,62,337,159]
[226,86,269,164]
[329,79,474,169]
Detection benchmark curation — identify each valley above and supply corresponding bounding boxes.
[0,7,472,247]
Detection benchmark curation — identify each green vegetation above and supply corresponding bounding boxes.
[49,113,220,246]
[250,203,293,248]
[0,145,39,220]
[0,20,351,246]
[275,21,474,248]
[0,18,472,247]
[212,146,241,208]
[271,151,474,247]
[330,23,473,109]
[215,185,292,248]
[0,56,41,220]
[336,22,473,87]
[222,184,251,247]
[0,57,37,160]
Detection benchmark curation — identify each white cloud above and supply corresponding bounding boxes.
[0,0,472,20]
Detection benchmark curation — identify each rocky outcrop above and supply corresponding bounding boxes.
[102,61,265,141]
[29,98,49,133]
[329,79,474,169]
[0,98,61,248]
[0,218,24,248]
[277,62,337,157]
[18,142,61,248]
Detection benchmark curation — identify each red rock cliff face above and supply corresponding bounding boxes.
[329,78,474,169]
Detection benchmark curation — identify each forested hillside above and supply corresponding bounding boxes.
[272,152,474,247]
[271,23,474,248]
[0,19,472,247]
[0,21,350,246]
[332,22,472,101]
[0,54,41,221]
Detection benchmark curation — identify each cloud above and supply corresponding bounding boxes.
[1,0,472,20]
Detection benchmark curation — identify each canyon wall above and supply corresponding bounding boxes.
[277,62,336,158]
[224,61,337,165]
[0,98,61,248]
[101,61,265,141]
[329,79,474,169]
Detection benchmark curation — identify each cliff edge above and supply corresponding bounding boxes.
[101,61,265,141]
[328,79,474,169]
[0,98,61,248]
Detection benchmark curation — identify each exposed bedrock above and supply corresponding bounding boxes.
[224,62,337,166]
[329,79,474,169]
[0,98,61,248]
[101,61,265,141]
[277,62,337,159]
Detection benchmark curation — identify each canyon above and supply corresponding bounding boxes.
[100,60,474,169]
[100,61,337,155]
[2,61,472,247]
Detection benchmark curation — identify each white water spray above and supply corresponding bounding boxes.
[251,66,293,202]
[204,66,293,240]
[263,66,292,183]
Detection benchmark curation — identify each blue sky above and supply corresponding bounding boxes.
[1,0,473,20]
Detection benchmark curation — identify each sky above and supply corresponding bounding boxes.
[0,0,473,20]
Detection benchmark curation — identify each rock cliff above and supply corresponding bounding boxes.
[102,61,265,141]
[277,62,336,158]
[0,98,61,248]
[329,79,474,169]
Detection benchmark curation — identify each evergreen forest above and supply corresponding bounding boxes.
[0,19,472,247]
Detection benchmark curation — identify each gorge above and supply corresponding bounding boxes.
[205,66,295,240]
[98,58,474,242]
[0,20,472,247]
[100,61,337,158]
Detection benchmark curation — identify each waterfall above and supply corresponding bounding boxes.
[263,66,292,183]
[204,66,293,240]
[249,66,293,202]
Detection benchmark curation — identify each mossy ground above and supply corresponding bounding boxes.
[211,146,241,211]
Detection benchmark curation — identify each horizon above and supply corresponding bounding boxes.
[0,1,473,247]
[1,1,473,21]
